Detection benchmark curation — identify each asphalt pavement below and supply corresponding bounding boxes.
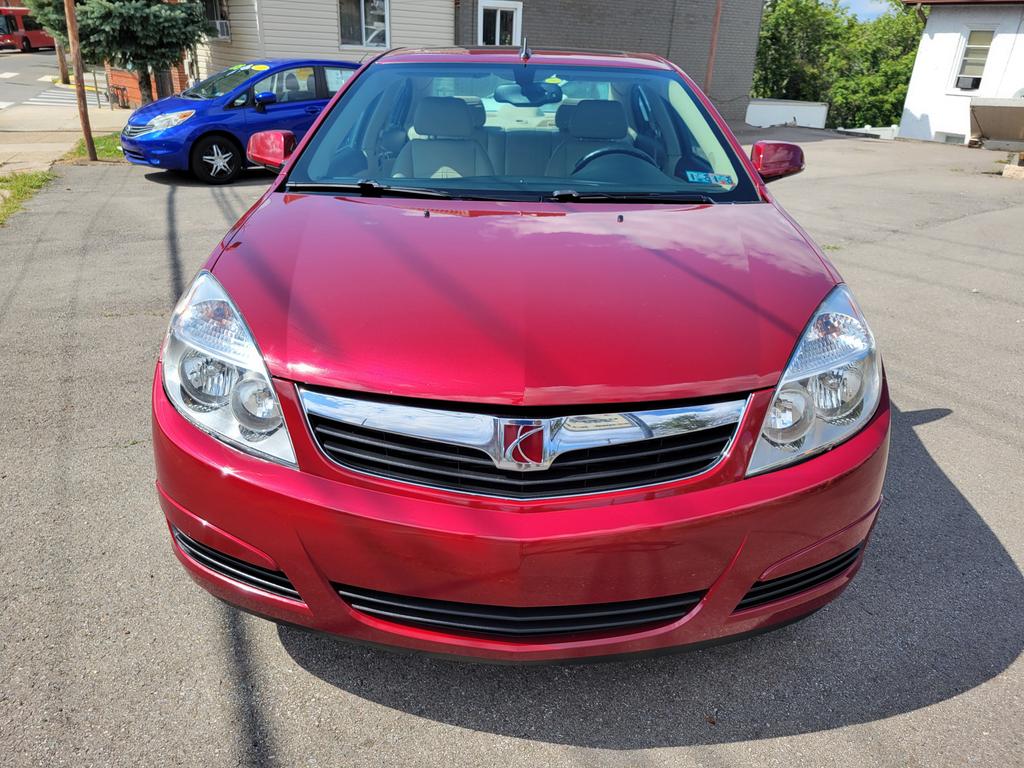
[0,133,1021,767]
[0,50,61,110]
[0,50,126,174]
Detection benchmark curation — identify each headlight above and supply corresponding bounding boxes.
[747,284,881,476]
[161,271,296,466]
[147,110,195,131]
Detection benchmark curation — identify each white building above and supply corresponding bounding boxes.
[899,0,1024,144]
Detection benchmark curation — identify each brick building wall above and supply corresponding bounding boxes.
[454,0,763,122]
[105,63,190,108]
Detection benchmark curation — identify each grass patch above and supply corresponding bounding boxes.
[0,171,55,227]
[65,133,124,162]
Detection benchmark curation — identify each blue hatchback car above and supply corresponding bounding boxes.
[120,59,359,184]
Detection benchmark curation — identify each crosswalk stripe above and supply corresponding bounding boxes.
[0,72,17,79]
[0,101,13,110]
[37,75,55,82]
[24,88,81,106]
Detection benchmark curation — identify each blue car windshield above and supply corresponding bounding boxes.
[184,63,265,99]
[288,62,758,202]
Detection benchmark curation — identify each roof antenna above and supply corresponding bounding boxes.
[519,36,531,62]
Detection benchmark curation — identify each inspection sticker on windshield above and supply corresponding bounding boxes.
[686,170,734,187]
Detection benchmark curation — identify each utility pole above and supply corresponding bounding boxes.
[704,0,725,95]
[63,0,96,161]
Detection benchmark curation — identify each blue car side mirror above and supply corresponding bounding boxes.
[254,91,277,111]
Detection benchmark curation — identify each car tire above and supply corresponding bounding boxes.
[190,135,243,185]
[21,38,33,53]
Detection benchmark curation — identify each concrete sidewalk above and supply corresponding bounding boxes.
[0,102,128,174]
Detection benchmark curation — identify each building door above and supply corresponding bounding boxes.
[155,70,174,99]
[478,1,522,46]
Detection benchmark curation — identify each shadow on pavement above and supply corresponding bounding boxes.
[143,169,274,188]
[277,403,1024,748]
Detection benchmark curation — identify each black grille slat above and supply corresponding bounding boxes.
[736,544,863,611]
[337,583,706,638]
[314,423,496,466]
[173,528,302,602]
[552,432,730,466]
[322,437,723,489]
[308,408,736,499]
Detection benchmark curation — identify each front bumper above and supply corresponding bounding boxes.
[153,368,890,662]
[119,129,191,171]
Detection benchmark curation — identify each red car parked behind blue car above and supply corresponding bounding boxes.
[120,59,358,184]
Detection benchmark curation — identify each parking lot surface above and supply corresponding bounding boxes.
[1,132,1022,767]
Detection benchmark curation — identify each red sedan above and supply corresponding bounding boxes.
[153,47,889,662]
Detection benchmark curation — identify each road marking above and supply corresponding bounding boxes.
[0,101,13,110]
[0,72,17,79]
[24,88,81,106]
[37,75,55,82]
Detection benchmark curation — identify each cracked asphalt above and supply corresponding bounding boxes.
[1,131,1022,767]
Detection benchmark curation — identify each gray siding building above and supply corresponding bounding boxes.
[454,0,765,121]
[193,1,764,123]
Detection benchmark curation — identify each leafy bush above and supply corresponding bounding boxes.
[753,0,925,128]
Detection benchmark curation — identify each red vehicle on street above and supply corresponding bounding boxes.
[0,8,54,52]
[153,47,890,662]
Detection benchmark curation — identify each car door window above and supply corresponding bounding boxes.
[253,66,318,104]
[324,67,353,97]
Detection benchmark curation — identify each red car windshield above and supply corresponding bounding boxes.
[288,62,758,202]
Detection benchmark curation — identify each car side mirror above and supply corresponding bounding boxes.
[247,129,296,172]
[253,91,277,112]
[751,141,805,182]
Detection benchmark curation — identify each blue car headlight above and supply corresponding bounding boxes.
[129,109,196,137]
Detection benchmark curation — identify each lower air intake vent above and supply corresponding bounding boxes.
[736,544,864,611]
[172,527,301,602]
[336,584,706,638]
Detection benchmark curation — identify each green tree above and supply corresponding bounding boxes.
[827,5,925,127]
[78,0,209,103]
[21,0,75,83]
[753,0,925,128]
[753,0,852,103]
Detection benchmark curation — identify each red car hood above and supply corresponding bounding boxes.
[212,194,836,406]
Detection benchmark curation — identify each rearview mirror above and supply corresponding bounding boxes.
[247,129,295,172]
[751,141,805,182]
[494,82,562,107]
[254,91,277,112]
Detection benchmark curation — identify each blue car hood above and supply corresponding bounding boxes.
[128,94,210,126]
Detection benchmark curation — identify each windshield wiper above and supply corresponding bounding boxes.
[285,179,454,199]
[544,189,715,204]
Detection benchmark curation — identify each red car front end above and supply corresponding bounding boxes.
[153,49,890,662]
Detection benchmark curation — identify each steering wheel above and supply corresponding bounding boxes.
[572,146,659,175]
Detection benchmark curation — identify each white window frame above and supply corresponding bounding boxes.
[339,0,390,50]
[202,0,230,42]
[477,0,522,46]
[947,25,996,95]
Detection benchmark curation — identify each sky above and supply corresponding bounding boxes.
[840,0,893,20]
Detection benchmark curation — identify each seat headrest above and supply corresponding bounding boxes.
[459,97,486,128]
[414,97,475,138]
[555,103,578,132]
[569,100,628,140]
[285,73,299,92]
